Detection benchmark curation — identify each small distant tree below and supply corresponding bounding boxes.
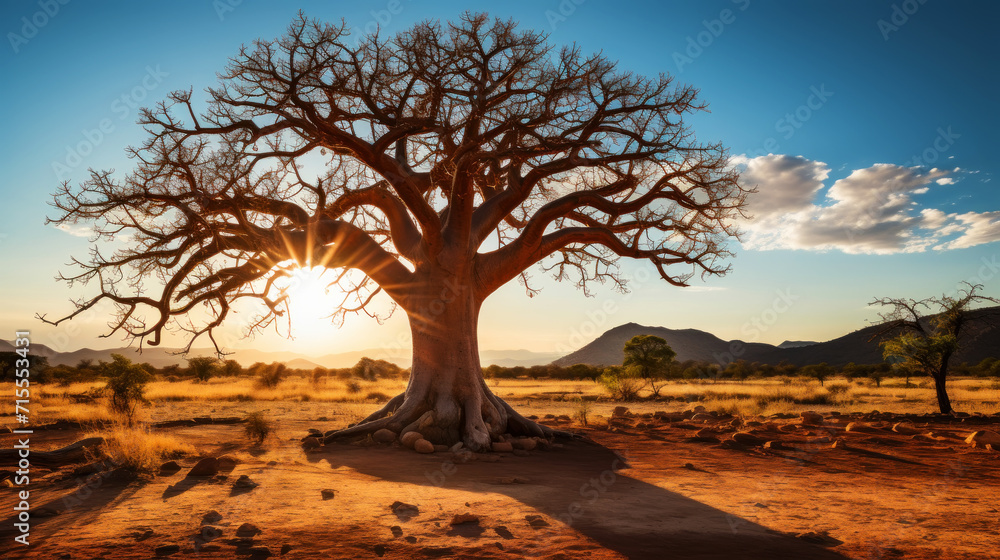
[221,359,243,377]
[186,356,219,382]
[254,362,286,389]
[102,353,154,425]
[623,335,676,396]
[871,282,999,414]
[801,362,833,386]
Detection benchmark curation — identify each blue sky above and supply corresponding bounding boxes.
[1,0,998,357]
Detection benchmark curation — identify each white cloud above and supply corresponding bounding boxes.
[734,155,1000,253]
[53,224,91,238]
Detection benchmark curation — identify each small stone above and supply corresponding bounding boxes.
[199,525,224,540]
[449,442,464,452]
[187,458,220,477]
[612,406,630,417]
[373,429,397,443]
[491,441,514,453]
[731,432,766,446]
[307,428,322,436]
[391,501,420,520]
[400,431,423,449]
[682,462,696,470]
[373,544,387,557]
[236,523,262,537]
[202,510,223,524]
[233,475,258,489]
[800,411,824,425]
[247,546,272,558]
[155,544,180,556]
[525,514,550,528]
[450,513,479,525]
[763,440,784,450]
[158,461,181,475]
[390,525,403,537]
[965,430,1000,448]
[280,544,293,555]
[321,488,337,500]
[414,439,435,454]
[512,438,537,451]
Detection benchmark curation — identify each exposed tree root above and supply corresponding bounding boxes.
[320,389,579,451]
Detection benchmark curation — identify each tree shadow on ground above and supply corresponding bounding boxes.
[305,439,850,560]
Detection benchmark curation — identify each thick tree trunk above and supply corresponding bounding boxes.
[322,273,562,452]
[932,370,953,415]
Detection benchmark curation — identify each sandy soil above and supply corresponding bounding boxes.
[1,403,998,560]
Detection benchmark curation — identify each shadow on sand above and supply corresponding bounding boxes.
[305,438,850,560]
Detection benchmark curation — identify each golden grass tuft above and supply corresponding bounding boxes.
[85,424,195,473]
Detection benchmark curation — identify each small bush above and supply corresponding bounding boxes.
[102,354,154,425]
[825,383,850,395]
[572,398,591,426]
[90,425,194,473]
[598,367,643,401]
[254,363,286,389]
[244,412,272,445]
[366,391,391,401]
[345,380,362,394]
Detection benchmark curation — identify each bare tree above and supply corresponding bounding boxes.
[41,14,747,451]
[871,282,999,414]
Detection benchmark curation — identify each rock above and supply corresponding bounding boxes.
[612,406,630,417]
[391,501,420,520]
[693,405,706,413]
[779,424,798,433]
[321,488,337,500]
[491,441,514,453]
[202,510,223,524]
[373,429,397,443]
[307,428,322,437]
[414,439,435,454]
[512,438,537,451]
[373,544,387,557]
[965,430,1000,448]
[233,475,258,489]
[155,544,180,556]
[986,444,998,453]
[682,462,696,470]
[187,458,220,477]
[449,442,464,453]
[800,411,824,425]
[691,413,714,423]
[247,546,273,558]
[217,456,238,473]
[236,523,262,537]
[831,439,848,449]
[892,422,921,435]
[158,461,181,475]
[390,525,403,538]
[525,514,550,528]
[763,440,784,450]
[450,513,479,525]
[280,544,293,555]
[302,437,321,451]
[199,525,224,540]
[400,431,423,449]
[731,432,766,446]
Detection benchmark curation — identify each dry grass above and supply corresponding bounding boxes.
[85,424,195,472]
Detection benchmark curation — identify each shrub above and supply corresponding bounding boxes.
[186,356,219,382]
[244,412,272,445]
[90,425,194,473]
[826,383,850,395]
[345,380,362,394]
[254,363,286,389]
[597,366,644,401]
[102,354,154,425]
[572,398,591,426]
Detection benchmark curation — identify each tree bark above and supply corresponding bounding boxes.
[322,272,561,452]
[932,370,953,415]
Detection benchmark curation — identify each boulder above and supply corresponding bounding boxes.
[373,429,397,444]
[400,431,423,449]
[731,432,766,446]
[414,439,435,454]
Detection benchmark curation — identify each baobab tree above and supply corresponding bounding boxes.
[42,14,747,451]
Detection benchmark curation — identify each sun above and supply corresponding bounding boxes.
[281,266,341,342]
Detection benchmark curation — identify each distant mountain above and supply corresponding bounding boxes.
[553,306,1000,368]
[778,340,818,349]
[0,339,560,370]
